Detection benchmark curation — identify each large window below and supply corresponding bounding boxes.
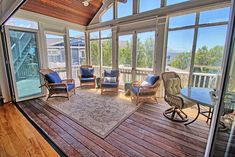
[46,34,67,79]
[139,0,161,13]
[100,5,113,22]
[166,29,194,87]
[69,29,86,86]
[166,7,230,88]
[117,0,133,18]
[90,29,112,77]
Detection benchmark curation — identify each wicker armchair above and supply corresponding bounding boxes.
[39,68,76,100]
[161,71,195,122]
[100,70,119,94]
[130,74,160,105]
[79,65,96,88]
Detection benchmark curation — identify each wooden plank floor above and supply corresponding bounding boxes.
[0,103,59,157]
[17,98,210,157]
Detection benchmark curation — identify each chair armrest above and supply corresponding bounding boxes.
[62,79,75,84]
[48,83,67,88]
[131,81,143,87]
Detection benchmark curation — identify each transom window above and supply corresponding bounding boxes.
[166,0,190,6]
[100,5,114,22]
[5,17,38,29]
[139,0,161,13]
[117,0,133,18]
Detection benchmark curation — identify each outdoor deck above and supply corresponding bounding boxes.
[17,98,210,157]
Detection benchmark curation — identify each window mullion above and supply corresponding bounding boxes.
[188,12,200,87]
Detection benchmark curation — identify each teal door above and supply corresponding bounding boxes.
[6,28,43,101]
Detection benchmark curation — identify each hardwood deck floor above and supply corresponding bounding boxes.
[0,103,59,157]
[16,98,210,157]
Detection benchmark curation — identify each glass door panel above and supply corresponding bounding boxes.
[210,28,235,157]
[90,40,101,77]
[118,34,133,88]
[69,30,86,86]
[46,34,67,79]
[8,29,42,101]
[101,39,112,72]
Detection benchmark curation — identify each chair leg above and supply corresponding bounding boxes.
[67,91,70,100]
[136,95,139,105]
[163,107,188,122]
[154,97,158,104]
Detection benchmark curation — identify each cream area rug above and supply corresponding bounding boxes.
[44,89,139,138]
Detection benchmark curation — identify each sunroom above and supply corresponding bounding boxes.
[0,0,234,157]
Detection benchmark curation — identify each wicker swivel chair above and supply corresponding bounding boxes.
[130,74,160,105]
[161,71,195,122]
[39,68,76,100]
[79,65,96,88]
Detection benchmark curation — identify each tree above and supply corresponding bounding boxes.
[102,39,112,66]
[171,52,191,70]
[170,45,224,73]
[119,41,132,67]
[90,40,100,65]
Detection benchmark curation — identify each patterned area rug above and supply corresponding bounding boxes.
[44,89,139,138]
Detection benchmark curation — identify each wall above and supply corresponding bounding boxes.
[0,34,11,102]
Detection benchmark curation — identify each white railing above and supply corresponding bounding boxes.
[177,72,219,89]
[51,66,219,89]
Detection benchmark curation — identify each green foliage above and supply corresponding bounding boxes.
[137,38,154,68]
[90,40,100,65]
[170,45,224,73]
[119,41,132,67]
[171,53,191,70]
[102,39,112,66]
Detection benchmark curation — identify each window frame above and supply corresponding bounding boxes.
[165,7,230,87]
[89,29,113,76]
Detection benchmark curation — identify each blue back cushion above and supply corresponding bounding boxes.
[104,70,119,77]
[45,72,62,83]
[146,74,159,85]
[80,68,94,78]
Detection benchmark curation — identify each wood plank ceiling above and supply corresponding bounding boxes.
[21,0,103,26]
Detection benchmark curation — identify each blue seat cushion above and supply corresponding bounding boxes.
[80,67,94,78]
[45,72,62,83]
[52,83,75,91]
[146,74,160,85]
[104,70,119,77]
[80,77,95,82]
[101,82,118,88]
[67,83,75,91]
[131,87,156,96]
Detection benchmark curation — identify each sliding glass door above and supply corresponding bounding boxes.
[5,27,43,101]
[206,5,235,156]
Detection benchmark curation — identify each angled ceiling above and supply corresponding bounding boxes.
[21,0,103,26]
